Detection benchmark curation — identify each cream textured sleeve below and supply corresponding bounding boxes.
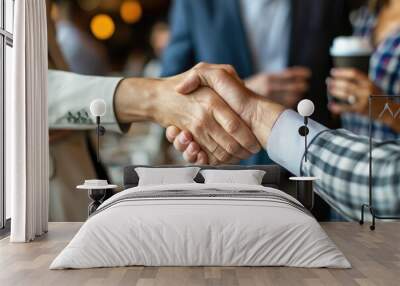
[48,70,123,133]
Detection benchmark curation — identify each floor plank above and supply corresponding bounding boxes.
[0,222,399,286]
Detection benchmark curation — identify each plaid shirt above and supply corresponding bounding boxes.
[301,129,400,221]
[341,6,400,141]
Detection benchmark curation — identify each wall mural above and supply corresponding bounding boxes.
[378,102,400,119]
[360,95,400,230]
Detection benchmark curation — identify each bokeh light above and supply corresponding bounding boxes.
[120,0,143,24]
[77,0,101,11]
[100,0,121,12]
[90,14,116,40]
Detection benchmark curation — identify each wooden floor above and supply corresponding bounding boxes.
[0,222,399,286]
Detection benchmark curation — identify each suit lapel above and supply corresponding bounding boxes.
[289,0,312,66]
[223,0,254,77]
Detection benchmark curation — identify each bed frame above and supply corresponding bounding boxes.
[123,164,285,190]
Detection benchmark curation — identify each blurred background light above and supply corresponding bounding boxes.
[120,0,143,24]
[90,14,115,40]
[100,0,121,12]
[77,0,101,11]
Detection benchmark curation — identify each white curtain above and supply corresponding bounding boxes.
[8,0,49,242]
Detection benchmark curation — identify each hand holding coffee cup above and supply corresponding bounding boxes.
[327,69,382,115]
[327,36,381,114]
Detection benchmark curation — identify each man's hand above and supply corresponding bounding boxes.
[166,63,286,164]
[166,127,209,164]
[327,68,382,115]
[245,67,311,108]
[113,66,261,165]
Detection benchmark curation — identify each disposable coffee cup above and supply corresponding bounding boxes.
[330,36,372,72]
[329,36,373,104]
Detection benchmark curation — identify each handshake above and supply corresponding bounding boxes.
[115,63,289,165]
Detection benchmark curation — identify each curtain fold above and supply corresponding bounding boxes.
[9,0,49,242]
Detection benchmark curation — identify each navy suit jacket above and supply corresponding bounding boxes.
[161,0,352,164]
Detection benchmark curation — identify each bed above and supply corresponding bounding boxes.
[50,165,350,269]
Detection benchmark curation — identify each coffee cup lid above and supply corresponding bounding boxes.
[330,36,373,56]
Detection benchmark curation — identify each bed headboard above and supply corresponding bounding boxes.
[123,165,284,189]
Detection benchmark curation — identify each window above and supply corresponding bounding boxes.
[1,0,14,230]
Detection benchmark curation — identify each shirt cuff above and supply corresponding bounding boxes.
[93,77,126,133]
[266,110,328,176]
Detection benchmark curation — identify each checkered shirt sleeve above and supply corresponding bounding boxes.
[301,129,400,220]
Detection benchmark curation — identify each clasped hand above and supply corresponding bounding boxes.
[164,63,285,164]
[115,62,285,165]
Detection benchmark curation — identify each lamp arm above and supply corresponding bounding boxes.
[297,116,309,163]
[95,116,106,163]
[297,99,314,164]
[304,129,308,162]
[96,116,100,163]
[304,116,308,162]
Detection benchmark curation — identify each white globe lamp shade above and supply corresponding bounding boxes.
[90,99,106,117]
[297,99,315,117]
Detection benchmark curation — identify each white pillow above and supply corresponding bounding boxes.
[200,169,266,185]
[135,167,201,186]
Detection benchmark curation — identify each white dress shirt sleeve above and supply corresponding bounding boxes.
[266,110,328,175]
[48,70,124,133]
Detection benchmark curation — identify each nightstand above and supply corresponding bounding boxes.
[289,177,317,210]
[77,180,118,216]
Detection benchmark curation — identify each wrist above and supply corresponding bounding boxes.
[247,96,285,147]
[114,78,160,124]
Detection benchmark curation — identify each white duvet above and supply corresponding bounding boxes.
[50,183,350,269]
